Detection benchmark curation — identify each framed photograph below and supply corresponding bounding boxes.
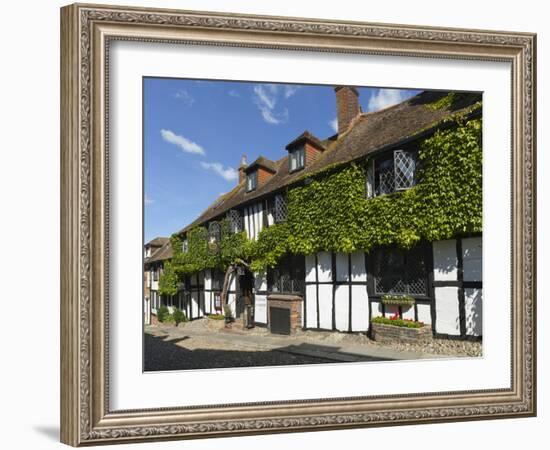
[60,3,536,446]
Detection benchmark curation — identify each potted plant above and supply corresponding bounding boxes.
[381,294,415,307]
[172,307,187,327]
[223,304,234,325]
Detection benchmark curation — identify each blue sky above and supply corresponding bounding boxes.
[144,78,420,242]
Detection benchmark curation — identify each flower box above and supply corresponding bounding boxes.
[381,294,415,307]
[370,317,432,343]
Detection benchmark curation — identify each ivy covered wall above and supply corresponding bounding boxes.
[159,112,482,295]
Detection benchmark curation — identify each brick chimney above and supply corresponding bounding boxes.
[238,154,248,184]
[335,86,360,135]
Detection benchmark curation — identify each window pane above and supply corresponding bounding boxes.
[298,148,304,168]
[394,150,416,189]
[373,246,427,296]
[289,147,304,171]
[377,158,394,195]
[274,194,287,223]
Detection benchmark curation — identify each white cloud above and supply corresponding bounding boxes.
[200,162,238,182]
[283,85,299,99]
[228,90,241,98]
[160,129,205,155]
[329,118,338,133]
[144,195,154,205]
[367,89,408,112]
[252,84,289,125]
[173,89,195,106]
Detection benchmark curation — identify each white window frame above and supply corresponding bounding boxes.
[369,149,417,198]
[246,171,257,191]
[289,146,305,172]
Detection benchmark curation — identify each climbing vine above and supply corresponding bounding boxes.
[159,112,482,293]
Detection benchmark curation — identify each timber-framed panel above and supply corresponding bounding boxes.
[61,3,536,446]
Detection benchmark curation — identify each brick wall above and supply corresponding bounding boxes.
[267,294,303,334]
[371,322,432,343]
[257,167,274,187]
[304,142,323,166]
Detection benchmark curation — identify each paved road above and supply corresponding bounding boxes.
[144,332,335,371]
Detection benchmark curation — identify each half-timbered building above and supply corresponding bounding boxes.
[146,87,482,340]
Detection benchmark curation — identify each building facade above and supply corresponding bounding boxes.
[145,87,482,340]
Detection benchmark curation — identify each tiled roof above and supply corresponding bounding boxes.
[244,156,277,174]
[145,240,173,264]
[179,90,481,234]
[145,236,169,248]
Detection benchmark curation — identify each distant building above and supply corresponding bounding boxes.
[143,237,171,324]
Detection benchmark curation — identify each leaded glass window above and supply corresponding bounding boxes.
[372,245,428,296]
[208,221,221,244]
[394,150,416,190]
[274,194,287,223]
[373,149,418,196]
[227,209,242,233]
[268,254,305,295]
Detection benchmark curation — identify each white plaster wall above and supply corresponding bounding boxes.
[351,250,367,282]
[371,301,383,318]
[317,251,332,282]
[190,291,199,319]
[351,285,369,331]
[243,203,263,240]
[465,288,483,336]
[244,206,251,239]
[254,271,267,291]
[151,280,159,291]
[318,284,333,329]
[335,252,349,282]
[204,269,212,290]
[417,304,432,325]
[334,285,349,331]
[229,272,236,291]
[266,211,274,227]
[433,239,458,281]
[305,254,316,282]
[435,286,460,335]
[402,305,415,320]
[255,203,263,238]
[254,294,267,324]
[305,285,318,328]
[463,236,483,282]
[144,298,151,325]
[227,293,237,317]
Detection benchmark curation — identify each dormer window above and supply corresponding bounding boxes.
[246,171,257,192]
[367,149,418,198]
[289,146,305,172]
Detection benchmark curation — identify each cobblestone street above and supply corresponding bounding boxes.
[144,318,480,371]
[144,332,334,371]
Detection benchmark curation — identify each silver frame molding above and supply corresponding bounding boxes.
[60,3,536,446]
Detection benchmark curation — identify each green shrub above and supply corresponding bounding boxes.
[207,314,225,320]
[164,314,175,324]
[223,304,233,320]
[172,307,187,326]
[156,305,169,323]
[371,316,424,328]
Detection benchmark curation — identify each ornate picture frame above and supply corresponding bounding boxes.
[60,3,536,446]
